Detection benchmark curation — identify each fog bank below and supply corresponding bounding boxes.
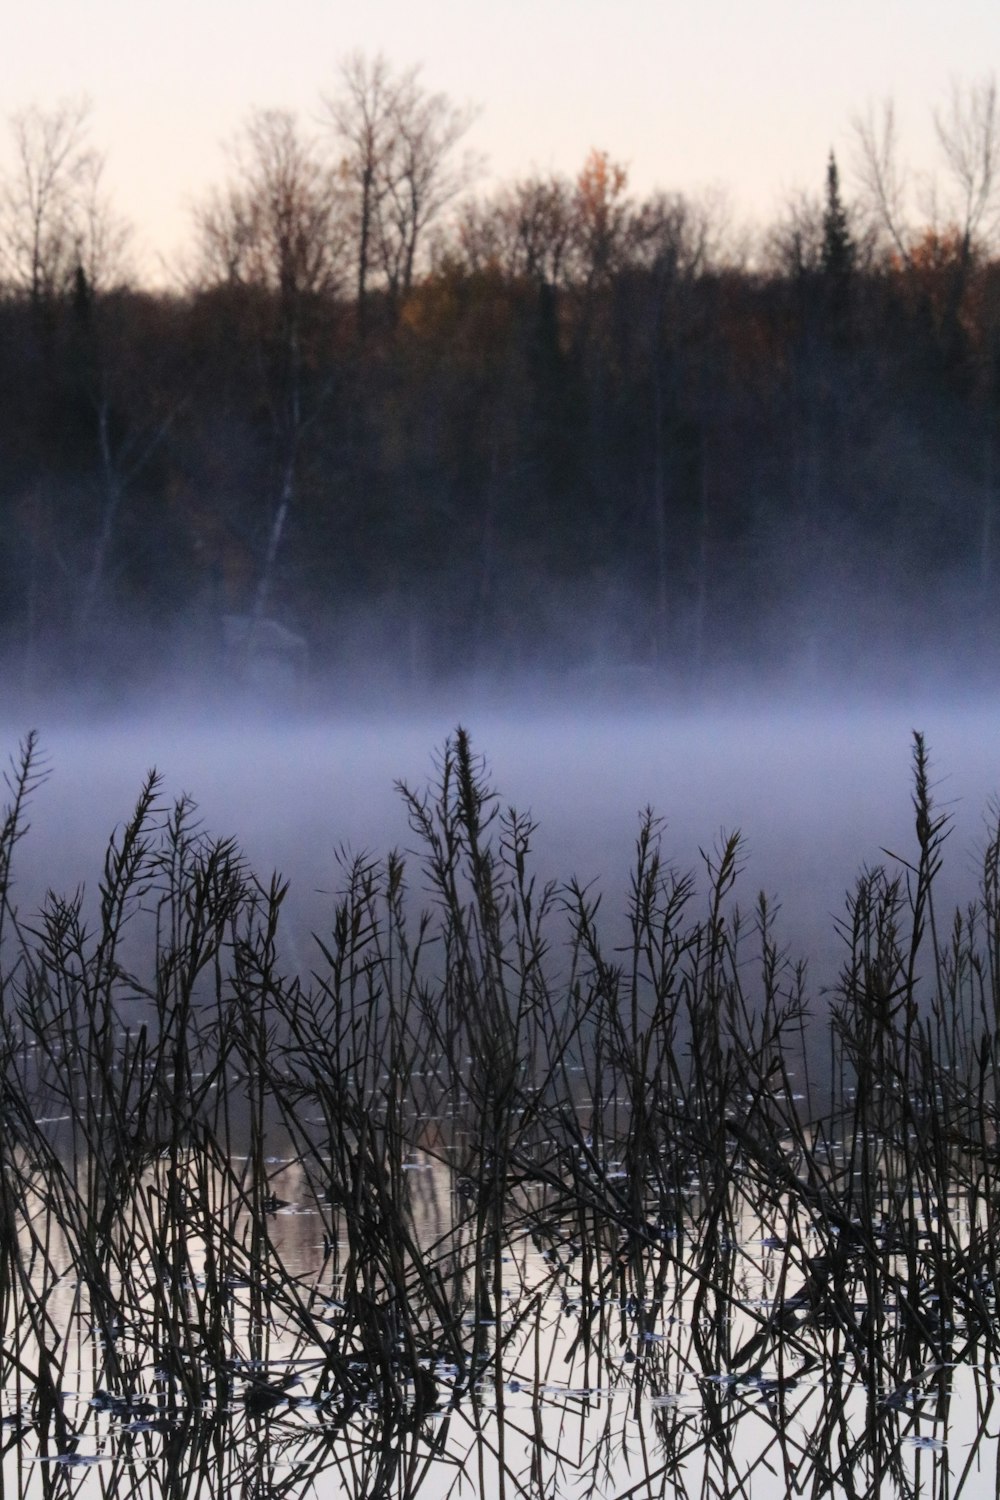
[2,688,998,1003]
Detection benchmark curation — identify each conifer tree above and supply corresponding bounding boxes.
[821,151,855,314]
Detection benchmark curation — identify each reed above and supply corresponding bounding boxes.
[0,725,996,1498]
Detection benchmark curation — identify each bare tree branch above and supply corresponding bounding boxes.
[0,99,130,303]
[854,77,1000,266]
[194,108,346,300]
[934,75,1000,254]
[852,99,911,263]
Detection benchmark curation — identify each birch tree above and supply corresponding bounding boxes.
[195,109,346,627]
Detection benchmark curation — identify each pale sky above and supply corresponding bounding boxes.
[4,0,999,280]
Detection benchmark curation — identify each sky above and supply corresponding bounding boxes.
[4,0,1000,280]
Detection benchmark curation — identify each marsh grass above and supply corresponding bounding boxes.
[0,725,997,1497]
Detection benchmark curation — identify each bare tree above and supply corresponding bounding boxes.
[852,99,910,261]
[323,53,397,317]
[628,189,719,280]
[934,76,1000,258]
[761,188,826,277]
[0,99,130,306]
[195,108,346,300]
[456,171,721,294]
[454,173,576,284]
[324,53,478,320]
[853,77,1000,264]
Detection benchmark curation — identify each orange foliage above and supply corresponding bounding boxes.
[575,149,628,233]
[892,225,970,276]
[888,224,986,340]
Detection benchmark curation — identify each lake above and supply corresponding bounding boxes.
[0,686,998,1498]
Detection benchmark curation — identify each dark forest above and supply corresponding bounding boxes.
[3,66,999,700]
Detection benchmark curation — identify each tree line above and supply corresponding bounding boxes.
[2,61,1000,697]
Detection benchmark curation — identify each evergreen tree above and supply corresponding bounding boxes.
[821,151,855,315]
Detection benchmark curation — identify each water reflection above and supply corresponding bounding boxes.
[2,1143,998,1500]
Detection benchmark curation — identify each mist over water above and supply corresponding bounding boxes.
[5,681,1000,1002]
[0,679,997,1500]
